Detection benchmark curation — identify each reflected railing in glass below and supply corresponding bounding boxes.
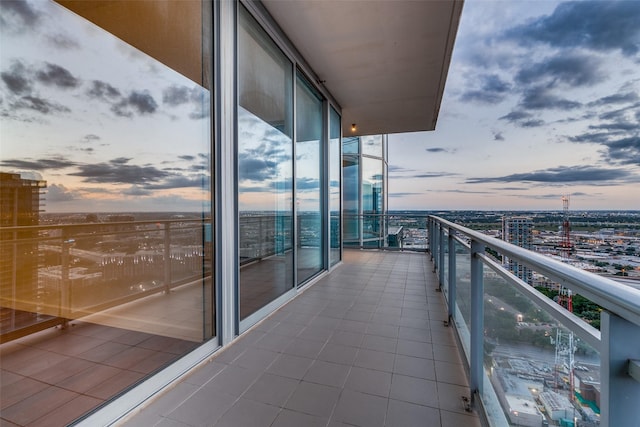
[0,217,211,343]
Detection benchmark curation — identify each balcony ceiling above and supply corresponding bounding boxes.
[262,0,464,137]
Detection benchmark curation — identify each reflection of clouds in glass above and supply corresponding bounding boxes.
[238,106,292,211]
[0,0,211,212]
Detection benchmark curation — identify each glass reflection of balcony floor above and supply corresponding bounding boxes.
[126,250,481,427]
[0,321,198,426]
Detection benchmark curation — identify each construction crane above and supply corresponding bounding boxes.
[561,195,572,260]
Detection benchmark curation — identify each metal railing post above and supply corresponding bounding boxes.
[600,311,640,427]
[164,223,171,293]
[448,227,456,324]
[60,235,72,327]
[438,225,445,287]
[470,239,485,404]
[431,222,440,273]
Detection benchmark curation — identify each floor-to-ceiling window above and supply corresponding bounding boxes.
[329,107,341,266]
[237,5,294,320]
[343,135,387,247]
[0,1,213,423]
[343,137,360,244]
[295,72,323,284]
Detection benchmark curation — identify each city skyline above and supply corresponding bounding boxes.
[388,0,640,211]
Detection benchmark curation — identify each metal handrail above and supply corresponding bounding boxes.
[433,215,640,327]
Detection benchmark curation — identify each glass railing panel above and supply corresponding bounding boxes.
[483,267,601,427]
[454,240,472,355]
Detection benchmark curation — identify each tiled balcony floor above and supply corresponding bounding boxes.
[123,250,481,427]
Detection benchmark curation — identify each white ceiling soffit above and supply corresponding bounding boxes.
[261,0,464,137]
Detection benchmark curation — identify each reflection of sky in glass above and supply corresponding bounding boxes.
[238,106,292,211]
[361,135,383,158]
[0,1,210,213]
[362,158,383,213]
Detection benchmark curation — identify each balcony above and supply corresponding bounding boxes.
[118,248,481,427]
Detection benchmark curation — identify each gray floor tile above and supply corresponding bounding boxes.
[361,334,397,353]
[332,389,387,427]
[204,365,261,397]
[231,347,279,370]
[396,339,433,359]
[214,398,280,427]
[328,330,364,348]
[440,409,482,427]
[398,326,432,343]
[303,360,350,388]
[271,409,327,427]
[282,337,325,359]
[283,381,340,417]
[344,366,391,397]
[266,354,314,380]
[162,389,236,426]
[353,348,395,372]
[390,374,439,408]
[393,354,436,380]
[243,373,299,407]
[434,360,468,386]
[386,399,440,427]
[317,342,359,366]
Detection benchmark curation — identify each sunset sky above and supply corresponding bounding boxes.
[388,0,640,211]
[1,1,639,213]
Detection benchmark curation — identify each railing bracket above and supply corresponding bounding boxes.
[443,320,449,327]
[461,395,472,412]
[435,287,442,292]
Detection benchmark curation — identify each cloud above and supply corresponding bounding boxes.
[163,85,194,106]
[460,74,511,104]
[493,131,505,141]
[0,156,77,170]
[46,33,80,50]
[35,63,80,89]
[111,91,158,117]
[163,84,210,120]
[46,183,76,202]
[1,61,32,95]
[388,192,424,198]
[86,80,121,101]
[69,157,169,185]
[238,155,279,182]
[122,185,152,196]
[426,147,448,153]
[467,165,632,184]
[515,53,604,88]
[589,92,639,107]
[12,96,71,114]
[499,110,545,128]
[0,0,41,31]
[519,86,581,111]
[81,134,101,143]
[388,165,415,173]
[505,1,640,56]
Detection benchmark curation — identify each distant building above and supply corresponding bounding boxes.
[503,216,534,285]
[0,172,47,332]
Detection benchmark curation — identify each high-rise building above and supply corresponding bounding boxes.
[502,216,534,285]
[0,172,46,332]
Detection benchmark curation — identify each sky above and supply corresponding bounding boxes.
[388,0,640,211]
[0,0,211,213]
[1,1,638,214]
